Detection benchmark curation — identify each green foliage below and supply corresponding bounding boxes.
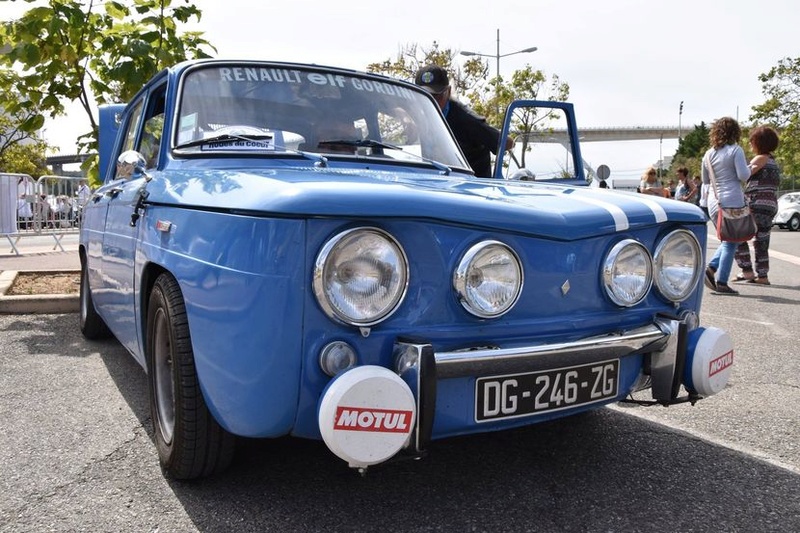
[368,42,569,131]
[0,0,216,186]
[367,41,489,96]
[0,76,50,177]
[0,139,50,177]
[750,56,800,179]
[670,122,709,177]
[467,66,569,129]
[368,42,569,171]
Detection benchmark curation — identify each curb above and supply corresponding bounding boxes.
[0,270,80,314]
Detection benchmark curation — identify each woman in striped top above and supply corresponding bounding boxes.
[734,126,781,286]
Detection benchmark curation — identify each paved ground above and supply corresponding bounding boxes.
[0,233,80,272]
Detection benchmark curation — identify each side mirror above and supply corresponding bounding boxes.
[116,150,151,181]
[509,169,536,181]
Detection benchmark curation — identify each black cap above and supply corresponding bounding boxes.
[414,65,449,94]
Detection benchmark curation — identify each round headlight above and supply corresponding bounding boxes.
[653,229,702,302]
[454,240,523,318]
[314,228,408,326]
[603,239,653,307]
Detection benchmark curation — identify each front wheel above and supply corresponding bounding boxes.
[788,214,800,232]
[146,272,235,479]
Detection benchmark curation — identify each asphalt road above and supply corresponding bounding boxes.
[1,231,798,532]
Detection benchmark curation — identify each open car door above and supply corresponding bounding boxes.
[494,100,588,187]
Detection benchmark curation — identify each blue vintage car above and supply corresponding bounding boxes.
[79,59,733,479]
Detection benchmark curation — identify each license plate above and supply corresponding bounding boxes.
[475,360,620,422]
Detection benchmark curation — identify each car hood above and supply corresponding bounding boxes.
[142,166,706,241]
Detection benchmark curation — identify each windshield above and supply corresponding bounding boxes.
[174,63,468,170]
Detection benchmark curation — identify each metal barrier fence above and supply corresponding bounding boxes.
[1,173,90,255]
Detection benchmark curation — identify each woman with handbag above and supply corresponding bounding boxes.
[702,117,751,295]
[733,126,781,286]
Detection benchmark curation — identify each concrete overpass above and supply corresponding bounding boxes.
[576,126,681,142]
[46,153,91,176]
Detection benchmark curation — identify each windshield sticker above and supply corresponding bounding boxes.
[200,139,275,151]
[216,67,415,100]
[178,113,197,145]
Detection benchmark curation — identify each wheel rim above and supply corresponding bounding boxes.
[791,216,800,231]
[153,307,176,445]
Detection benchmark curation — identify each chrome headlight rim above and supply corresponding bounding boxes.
[653,229,703,302]
[313,227,409,327]
[602,238,653,307]
[453,239,524,319]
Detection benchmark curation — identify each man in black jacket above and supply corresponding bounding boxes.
[414,64,512,177]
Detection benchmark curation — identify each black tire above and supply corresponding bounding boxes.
[146,273,235,479]
[788,214,800,232]
[79,259,111,340]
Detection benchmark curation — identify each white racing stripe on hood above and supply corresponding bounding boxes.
[567,188,669,229]
[567,193,630,231]
[629,195,669,223]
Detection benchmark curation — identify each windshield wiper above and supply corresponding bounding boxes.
[316,138,452,175]
[174,133,273,150]
[317,138,403,151]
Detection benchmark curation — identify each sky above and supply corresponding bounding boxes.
[3,0,798,179]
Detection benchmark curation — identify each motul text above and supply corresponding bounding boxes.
[334,406,412,433]
[708,350,734,377]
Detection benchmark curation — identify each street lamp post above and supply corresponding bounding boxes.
[678,101,684,141]
[460,28,537,83]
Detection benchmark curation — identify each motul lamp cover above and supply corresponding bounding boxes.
[687,327,734,397]
[318,366,417,468]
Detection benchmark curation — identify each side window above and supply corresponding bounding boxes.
[120,100,145,154]
[138,84,167,169]
[114,100,145,180]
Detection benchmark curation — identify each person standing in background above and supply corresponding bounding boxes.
[733,126,781,285]
[76,180,91,206]
[698,175,710,219]
[674,167,696,202]
[639,167,670,197]
[702,117,750,295]
[692,175,703,208]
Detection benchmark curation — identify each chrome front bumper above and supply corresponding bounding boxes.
[393,315,691,453]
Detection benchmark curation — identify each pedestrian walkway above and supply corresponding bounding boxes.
[1,234,80,272]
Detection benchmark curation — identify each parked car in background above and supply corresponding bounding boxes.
[79,59,734,480]
[773,192,800,231]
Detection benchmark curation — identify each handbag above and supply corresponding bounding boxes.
[706,154,757,242]
[716,205,757,242]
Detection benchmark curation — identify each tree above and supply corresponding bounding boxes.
[367,41,490,98]
[368,42,569,171]
[750,56,800,179]
[369,42,568,129]
[467,66,569,169]
[0,76,50,176]
[0,134,50,177]
[0,0,216,185]
[670,122,709,178]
